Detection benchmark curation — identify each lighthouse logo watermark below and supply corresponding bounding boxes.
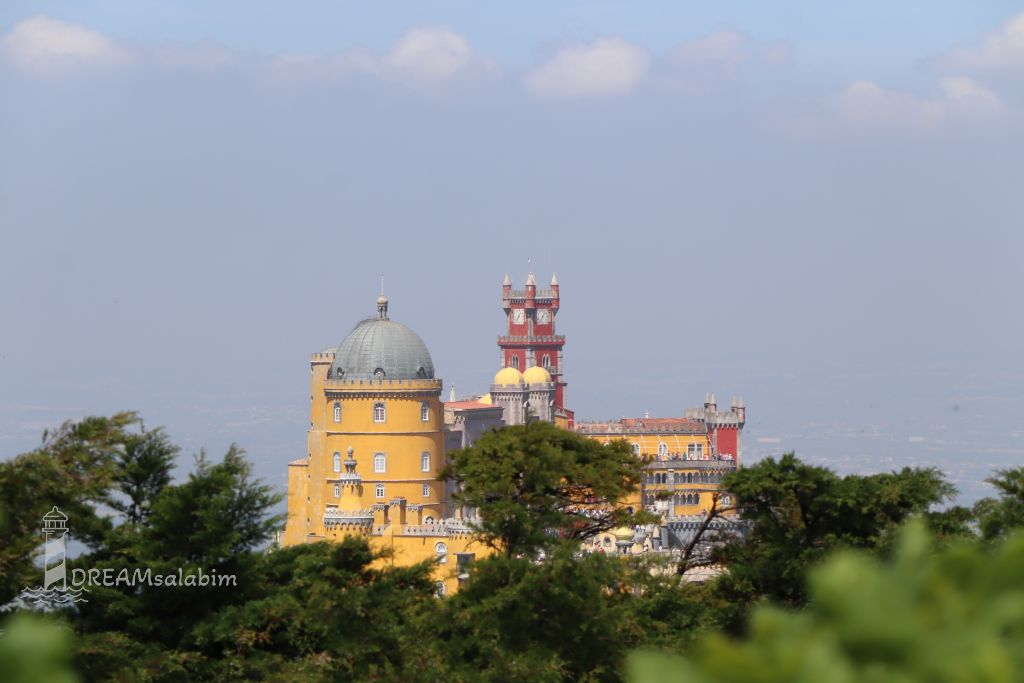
[1,506,88,613]
[1,506,238,614]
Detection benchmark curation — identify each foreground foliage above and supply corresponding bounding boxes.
[629,522,1024,683]
[3,414,1024,681]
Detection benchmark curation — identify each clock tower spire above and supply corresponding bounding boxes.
[497,272,572,426]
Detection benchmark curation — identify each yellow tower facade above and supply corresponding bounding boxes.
[283,294,487,594]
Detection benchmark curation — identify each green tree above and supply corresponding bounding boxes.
[75,538,438,682]
[712,454,954,608]
[444,422,649,558]
[73,444,283,651]
[110,428,179,525]
[628,522,1024,683]
[974,467,1024,542]
[0,413,140,601]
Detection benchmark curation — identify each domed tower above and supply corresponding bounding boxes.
[284,293,445,546]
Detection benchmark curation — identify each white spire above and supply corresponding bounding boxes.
[550,272,558,286]
[449,384,456,402]
[526,272,536,286]
[503,273,510,286]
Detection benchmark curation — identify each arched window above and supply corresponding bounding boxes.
[435,542,448,564]
[511,355,520,369]
[632,443,640,456]
[333,484,340,497]
[375,484,385,499]
[421,452,431,472]
[686,473,693,484]
[425,515,435,524]
[373,402,386,423]
[542,354,551,368]
[333,452,341,472]
[333,401,341,423]
[435,581,446,597]
[373,453,386,473]
[420,401,429,422]
[658,443,668,457]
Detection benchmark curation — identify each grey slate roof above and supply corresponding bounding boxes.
[331,317,435,381]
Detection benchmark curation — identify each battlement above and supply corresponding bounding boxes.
[497,335,565,344]
[506,288,557,299]
[324,378,442,390]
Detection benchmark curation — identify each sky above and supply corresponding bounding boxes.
[1,2,1022,504]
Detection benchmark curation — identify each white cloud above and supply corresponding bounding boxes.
[944,12,1024,71]
[384,27,476,82]
[0,15,131,73]
[266,27,487,86]
[526,37,649,98]
[833,77,1002,129]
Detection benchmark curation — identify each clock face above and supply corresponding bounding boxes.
[512,309,525,324]
[537,309,551,324]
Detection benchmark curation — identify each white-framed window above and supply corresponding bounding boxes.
[373,402,386,423]
[658,443,668,457]
[373,453,386,473]
[435,542,448,564]
[421,452,430,472]
[375,484,385,499]
[421,401,430,422]
[423,484,431,498]
[435,581,446,597]
[333,401,341,423]
[542,354,551,368]
[333,452,341,472]
[334,484,340,497]
[632,443,641,456]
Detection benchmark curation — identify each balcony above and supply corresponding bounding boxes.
[645,459,738,471]
[323,508,374,527]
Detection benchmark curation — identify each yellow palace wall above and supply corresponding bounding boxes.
[582,432,723,516]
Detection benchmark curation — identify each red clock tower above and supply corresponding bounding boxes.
[499,272,573,426]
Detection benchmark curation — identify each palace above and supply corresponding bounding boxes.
[283,274,745,590]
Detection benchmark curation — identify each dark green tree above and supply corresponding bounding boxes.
[428,549,634,683]
[0,413,139,601]
[74,444,283,650]
[109,428,179,525]
[443,422,649,557]
[974,467,1024,542]
[712,453,955,609]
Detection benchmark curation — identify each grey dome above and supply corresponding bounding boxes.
[331,317,434,381]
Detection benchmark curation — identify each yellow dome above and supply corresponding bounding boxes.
[493,367,525,385]
[613,527,634,542]
[478,393,492,405]
[522,366,552,384]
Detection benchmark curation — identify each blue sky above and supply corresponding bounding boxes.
[1,3,1022,503]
